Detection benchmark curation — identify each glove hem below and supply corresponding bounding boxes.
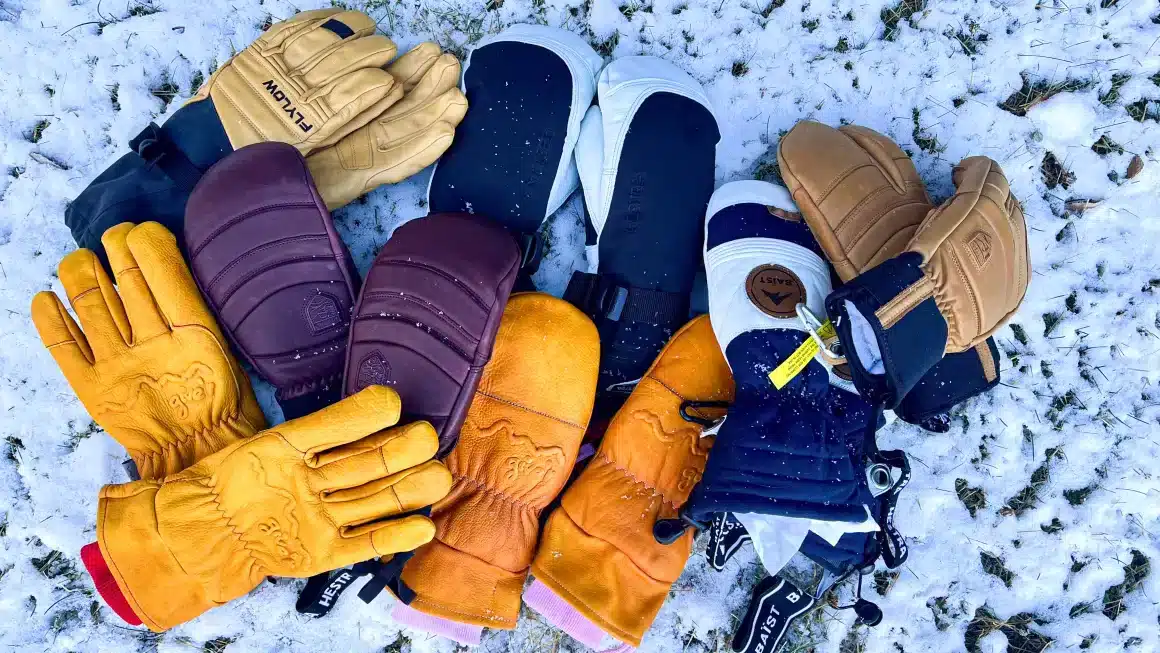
[391,600,484,645]
[81,542,144,627]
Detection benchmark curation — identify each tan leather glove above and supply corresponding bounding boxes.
[82,386,452,631]
[31,222,265,480]
[822,154,1030,407]
[191,8,402,154]
[307,42,468,210]
[778,120,933,283]
[527,315,733,648]
[395,294,600,634]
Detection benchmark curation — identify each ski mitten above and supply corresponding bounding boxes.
[31,222,265,481]
[344,213,521,455]
[428,25,603,264]
[526,315,733,649]
[79,386,452,631]
[391,294,599,640]
[777,121,1006,423]
[667,181,880,574]
[185,143,358,420]
[565,56,720,429]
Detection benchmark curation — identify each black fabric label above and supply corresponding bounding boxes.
[707,512,751,571]
[732,576,816,653]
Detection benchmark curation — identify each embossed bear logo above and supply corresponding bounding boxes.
[99,362,216,421]
[474,419,566,485]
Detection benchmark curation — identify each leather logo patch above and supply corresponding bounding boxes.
[356,352,392,389]
[833,363,854,381]
[304,293,342,335]
[965,231,993,270]
[746,265,805,319]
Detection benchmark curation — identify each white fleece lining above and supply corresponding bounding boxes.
[845,300,885,375]
[736,509,879,579]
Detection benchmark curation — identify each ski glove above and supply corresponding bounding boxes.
[822,154,1029,407]
[527,315,733,649]
[66,9,466,263]
[185,142,359,421]
[31,222,265,481]
[778,121,1004,427]
[307,42,468,210]
[80,386,452,632]
[392,294,599,640]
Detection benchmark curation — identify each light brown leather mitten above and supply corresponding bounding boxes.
[396,293,600,633]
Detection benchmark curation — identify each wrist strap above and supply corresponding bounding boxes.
[129,123,204,194]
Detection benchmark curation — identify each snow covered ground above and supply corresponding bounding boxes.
[1,0,1159,651]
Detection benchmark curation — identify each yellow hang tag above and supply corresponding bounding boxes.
[768,320,837,390]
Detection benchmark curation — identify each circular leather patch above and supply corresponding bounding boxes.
[746,265,806,319]
[833,363,854,381]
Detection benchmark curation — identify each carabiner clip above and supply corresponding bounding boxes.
[679,400,730,430]
[795,303,847,365]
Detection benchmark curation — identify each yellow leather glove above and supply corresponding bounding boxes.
[307,42,469,210]
[190,9,403,154]
[85,386,451,631]
[31,222,265,480]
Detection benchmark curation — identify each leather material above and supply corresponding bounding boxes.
[189,9,402,156]
[94,386,452,632]
[530,315,733,647]
[904,157,1030,351]
[185,142,358,412]
[344,213,521,454]
[307,42,468,210]
[777,120,931,283]
[31,222,265,480]
[401,293,600,629]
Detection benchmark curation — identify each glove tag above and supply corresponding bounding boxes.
[706,513,751,571]
[731,575,816,653]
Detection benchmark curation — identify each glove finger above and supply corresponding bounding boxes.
[58,249,130,360]
[385,42,444,93]
[124,222,217,332]
[376,80,467,137]
[298,34,399,86]
[364,121,458,188]
[331,515,436,566]
[312,421,439,490]
[101,223,169,342]
[282,385,403,455]
[257,8,344,45]
[316,68,403,147]
[325,461,452,526]
[264,10,376,59]
[31,291,94,375]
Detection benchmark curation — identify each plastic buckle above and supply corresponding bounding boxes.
[597,277,629,322]
[129,123,165,163]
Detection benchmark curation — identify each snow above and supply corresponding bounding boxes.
[2,0,1159,652]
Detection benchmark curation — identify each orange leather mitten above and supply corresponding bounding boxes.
[526,315,734,648]
[392,293,599,642]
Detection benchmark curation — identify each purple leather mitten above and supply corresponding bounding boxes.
[345,212,520,454]
[185,142,359,420]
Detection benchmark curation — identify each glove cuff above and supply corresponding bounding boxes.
[524,579,637,651]
[390,601,484,645]
[826,252,948,407]
[96,482,212,631]
[896,338,1000,429]
[530,506,681,647]
[80,542,143,626]
[400,537,526,629]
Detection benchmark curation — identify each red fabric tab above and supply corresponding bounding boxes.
[80,542,143,626]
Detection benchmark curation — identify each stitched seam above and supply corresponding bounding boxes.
[216,254,336,306]
[876,277,933,329]
[411,595,514,624]
[449,472,540,512]
[371,259,490,310]
[359,290,477,343]
[188,203,319,257]
[590,453,683,511]
[205,235,329,291]
[473,390,585,429]
[199,474,271,578]
[350,314,473,362]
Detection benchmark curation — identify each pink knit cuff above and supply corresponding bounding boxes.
[524,579,635,652]
[390,602,483,646]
